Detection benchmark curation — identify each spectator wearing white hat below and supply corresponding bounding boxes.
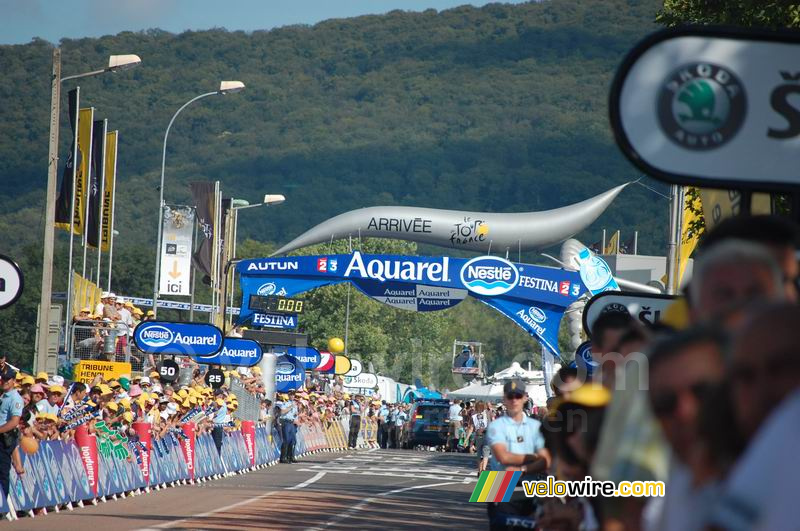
[95,292,111,316]
[103,293,121,322]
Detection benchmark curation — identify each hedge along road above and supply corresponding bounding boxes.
[7,449,485,530]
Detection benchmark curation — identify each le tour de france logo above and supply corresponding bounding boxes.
[139,325,174,348]
[658,62,747,150]
[459,256,520,296]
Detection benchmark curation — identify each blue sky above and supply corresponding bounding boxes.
[0,0,527,45]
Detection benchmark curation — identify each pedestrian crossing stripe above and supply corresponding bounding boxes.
[469,471,521,502]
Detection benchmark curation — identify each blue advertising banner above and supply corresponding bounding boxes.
[273,346,321,370]
[194,338,263,367]
[237,251,591,356]
[275,355,305,392]
[252,312,299,329]
[133,321,223,356]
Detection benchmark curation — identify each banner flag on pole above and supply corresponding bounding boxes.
[678,188,702,285]
[87,119,106,249]
[604,230,620,255]
[55,88,79,231]
[100,130,117,252]
[191,182,216,278]
[58,108,93,235]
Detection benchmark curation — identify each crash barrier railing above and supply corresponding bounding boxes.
[2,418,354,519]
[69,322,143,372]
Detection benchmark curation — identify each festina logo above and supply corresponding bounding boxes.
[246,261,299,271]
[253,313,297,328]
[343,251,450,283]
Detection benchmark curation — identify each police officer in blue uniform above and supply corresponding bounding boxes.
[0,368,23,500]
[279,393,298,463]
[486,378,551,530]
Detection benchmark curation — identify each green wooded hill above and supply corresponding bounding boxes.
[0,0,668,377]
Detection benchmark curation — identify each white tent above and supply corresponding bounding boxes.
[448,362,550,406]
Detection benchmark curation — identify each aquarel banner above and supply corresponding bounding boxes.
[238,252,588,356]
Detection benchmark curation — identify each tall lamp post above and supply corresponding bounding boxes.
[152,81,246,315]
[36,50,141,374]
[220,194,286,328]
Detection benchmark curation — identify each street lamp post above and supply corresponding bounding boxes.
[152,81,245,315]
[221,194,286,329]
[35,50,140,374]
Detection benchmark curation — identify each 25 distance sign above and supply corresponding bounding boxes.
[204,368,225,389]
[0,255,23,309]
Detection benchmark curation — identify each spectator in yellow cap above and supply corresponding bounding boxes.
[35,372,48,384]
[36,384,63,416]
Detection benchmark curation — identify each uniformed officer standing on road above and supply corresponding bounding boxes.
[0,368,23,500]
[279,394,298,463]
[486,379,551,530]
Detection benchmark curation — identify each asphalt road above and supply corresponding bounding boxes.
[7,449,486,530]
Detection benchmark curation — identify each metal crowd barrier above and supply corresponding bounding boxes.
[69,322,143,372]
[228,378,262,422]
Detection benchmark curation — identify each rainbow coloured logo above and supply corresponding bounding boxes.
[469,471,522,502]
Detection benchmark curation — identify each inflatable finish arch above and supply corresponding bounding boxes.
[237,251,589,358]
[271,183,629,256]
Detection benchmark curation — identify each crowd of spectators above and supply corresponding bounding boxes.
[480,215,800,531]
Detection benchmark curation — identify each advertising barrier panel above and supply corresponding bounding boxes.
[6,420,339,515]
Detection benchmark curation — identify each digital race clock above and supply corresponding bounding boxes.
[248,295,305,315]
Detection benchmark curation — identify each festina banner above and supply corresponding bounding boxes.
[55,88,80,231]
[100,130,117,252]
[191,182,215,277]
[610,27,800,190]
[252,312,298,329]
[87,119,106,248]
[272,184,628,255]
[238,252,589,357]
[159,206,194,295]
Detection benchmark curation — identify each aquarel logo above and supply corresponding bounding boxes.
[459,256,519,296]
[528,306,547,323]
[139,325,174,347]
[658,62,747,151]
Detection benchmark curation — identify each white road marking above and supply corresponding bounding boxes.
[305,481,458,530]
[136,471,326,530]
[287,471,327,490]
[137,490,280,530]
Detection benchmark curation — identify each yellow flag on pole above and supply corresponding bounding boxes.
[604,230,619,255]
[100,130,117,252]
[678,188,702,285]
[56,108,94,234]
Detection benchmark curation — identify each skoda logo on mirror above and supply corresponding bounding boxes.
[257,282,277,296]
[528,306,547,323]
[658,62,746,151]
[460,256,520,296]
[139,325,174,348]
